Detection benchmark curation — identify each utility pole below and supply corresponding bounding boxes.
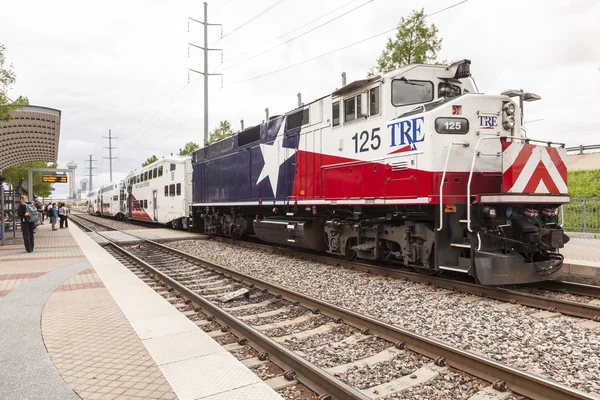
[188,3,223,145]
[103,129,118,182]
[85,155,97,192]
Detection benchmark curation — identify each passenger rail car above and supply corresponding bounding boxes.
[98,181,125,219]
[190,60,570,286]
[87,189,100,216]
[123,156,192,228]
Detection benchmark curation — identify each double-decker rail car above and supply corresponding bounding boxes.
[190,60,569,285]
[98,181,125,219]
[123,156,192,227]
[87,189,100,216]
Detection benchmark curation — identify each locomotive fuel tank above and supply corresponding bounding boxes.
[253,218,326,252]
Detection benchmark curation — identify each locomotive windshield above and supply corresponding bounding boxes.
[391,79,434,106]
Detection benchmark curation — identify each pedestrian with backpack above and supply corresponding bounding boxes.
[16,195,38,253]
[49,202,59,231]
[59,202,69,228]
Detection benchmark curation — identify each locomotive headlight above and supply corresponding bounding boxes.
[502,102,515,116]
[483,206,497,218]
[503,115,515,129]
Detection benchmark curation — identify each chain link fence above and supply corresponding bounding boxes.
[561,198,600,233]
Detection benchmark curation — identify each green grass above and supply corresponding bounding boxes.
[568,170,600,198]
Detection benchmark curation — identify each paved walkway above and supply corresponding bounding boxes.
[0,222,281,400]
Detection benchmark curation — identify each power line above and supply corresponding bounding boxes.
[114,31,189,135]
[277,0,362,40]
[212,0,234,15]
[218,0,374,72]
[218,0,288,41]
[225,0,468,87]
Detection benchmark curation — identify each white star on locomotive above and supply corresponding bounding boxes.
[256,117,295,196]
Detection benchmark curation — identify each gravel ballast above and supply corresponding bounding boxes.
[166,239,600,394]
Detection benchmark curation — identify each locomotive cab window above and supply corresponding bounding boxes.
[170,163,176,171]
[169,184,175,197]
[332,101,340,126]
[176,183,181,196]
[144,200,148,208]
[391,79,434,106]
[438,82,461,99]
[153,168,157,179]
[158,166,163,177]
[144,171,148,181]
[302,108,309,126]
[164,185,168,196]
[370,87,380,116]
[344,97,356,122]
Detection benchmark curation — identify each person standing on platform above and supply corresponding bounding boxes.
[49,202,59,231]
[16,195,38,253]
[59,202,69,228]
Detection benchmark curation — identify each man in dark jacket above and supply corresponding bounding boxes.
[17,195,36,253]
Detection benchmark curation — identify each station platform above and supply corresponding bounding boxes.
[0,223,282,400]
[559,237,600,283]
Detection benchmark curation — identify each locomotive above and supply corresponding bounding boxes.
[190,60,570,285]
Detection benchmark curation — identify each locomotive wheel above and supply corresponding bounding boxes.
[339,239,357,261]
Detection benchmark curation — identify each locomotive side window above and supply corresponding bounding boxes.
[158,166,163,177]
[344,97,355,122]
[169,184,175,197]
[170,163,176,171]
[176,183,181,196]
[391,79,434,106]
[153,168,157,179]
[164,185,168,196]
[438,82,461,99]
[302,108,309,126]
[370,87,380,116]
[332,101,340,126]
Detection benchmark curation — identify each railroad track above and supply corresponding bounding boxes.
[89,227,593,400]
[70,214,600,321]
[212,236,600,321]
[70,214,117,232]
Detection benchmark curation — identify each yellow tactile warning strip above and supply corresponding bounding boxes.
[42,287,177,400]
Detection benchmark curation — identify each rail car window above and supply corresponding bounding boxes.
[176,183,181,196]
[169,184,175,197]
[332,101,340,126]
[438,82,461,99]
[391,79,434,106]
[164,185,168,196]
[370,87,380,116]
[287,110,303,130]
[344,97,356,122]
[170,163,176,171]
[158,166,163,177]
[153,168,157,179]
[238,125,261,146]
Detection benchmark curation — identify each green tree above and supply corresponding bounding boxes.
[206,120,233,145]
[142,155,158,167]
[368,9,442,76]
[0,45,29,121]
[3,161,57,197]
[178,141,200,156]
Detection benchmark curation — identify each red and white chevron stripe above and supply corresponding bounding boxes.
[501,141,568,194]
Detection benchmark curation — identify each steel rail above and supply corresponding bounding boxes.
[73,213,600,320]
[113,234,595,400]
[97,233,368,400]
[534,280,600,299]
[213,237,600,321]
[70,215,117,232]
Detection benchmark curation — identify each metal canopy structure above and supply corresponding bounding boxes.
[0,105,62,172]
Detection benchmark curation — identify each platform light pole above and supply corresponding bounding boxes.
[188,3,223,145]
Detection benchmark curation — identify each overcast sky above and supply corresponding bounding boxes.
[1,0,599,197]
